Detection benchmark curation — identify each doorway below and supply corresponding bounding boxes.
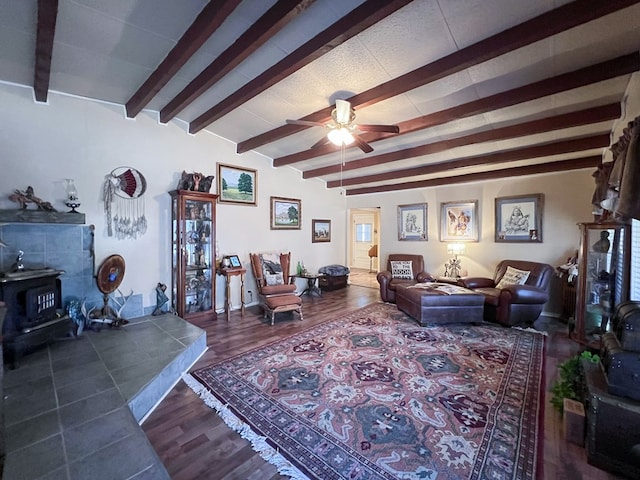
[348,208,380,288]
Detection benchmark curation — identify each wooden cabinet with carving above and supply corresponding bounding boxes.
[169,190,217,321]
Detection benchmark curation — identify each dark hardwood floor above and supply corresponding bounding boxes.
[142,285,622,480]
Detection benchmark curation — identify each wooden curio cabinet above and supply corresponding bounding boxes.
[571,221,630,348]
[169,190,217,321]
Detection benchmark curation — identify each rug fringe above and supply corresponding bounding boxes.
[183,373,310,480]
[512,326,548,336]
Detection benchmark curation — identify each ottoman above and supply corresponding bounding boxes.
[318,265,350,291]
[263,294,303,326]
[395,283,484,326]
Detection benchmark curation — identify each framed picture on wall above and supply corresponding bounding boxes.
[440,200,479,242]
[495,194,544,242]
[217,163,257,205]
[270,196,301,230]
[312,219,331,242]
[397,203,428,241]
[222,255,242,268]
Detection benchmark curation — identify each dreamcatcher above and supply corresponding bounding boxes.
[102,167,148,239]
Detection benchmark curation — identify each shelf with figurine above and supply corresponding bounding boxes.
[1,185,85,224]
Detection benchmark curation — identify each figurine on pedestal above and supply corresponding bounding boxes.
[153,282,169,316]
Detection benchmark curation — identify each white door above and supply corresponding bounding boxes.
[351,212,376,270]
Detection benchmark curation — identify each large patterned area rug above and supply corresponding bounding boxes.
[186,302,545,479]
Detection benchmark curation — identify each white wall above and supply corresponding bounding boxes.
[0,83,347,312]
[347,168,596,315]
[347,172,594,275]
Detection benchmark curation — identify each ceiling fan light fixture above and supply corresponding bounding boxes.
[328,127,354,146]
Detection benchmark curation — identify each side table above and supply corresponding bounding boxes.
[293,274,323,297]
[217,267,246,321]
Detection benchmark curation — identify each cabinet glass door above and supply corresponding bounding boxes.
[583,227,616,337]
[182,198,213,314]
[573,222,630,348]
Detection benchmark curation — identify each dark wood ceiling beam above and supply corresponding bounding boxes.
[326,134,609,188]
[34,0,58,103]
[188,0,412,134]
[160,0,315,124]
[236,0,639,153]
[346,157,601,195]
[305,103,620,178]
[125,0,242,118]
[276,52,639,166]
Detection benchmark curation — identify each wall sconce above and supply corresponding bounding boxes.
[445,243,466,278]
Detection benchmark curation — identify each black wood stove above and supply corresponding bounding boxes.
[0,269,74,367]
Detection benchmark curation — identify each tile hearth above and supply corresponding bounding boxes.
[3,313,206,480]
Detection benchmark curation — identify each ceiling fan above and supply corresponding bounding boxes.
[286,99,400,153]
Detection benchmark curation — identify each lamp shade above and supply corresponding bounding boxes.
[328,127,355,146]
[447,243,465,256]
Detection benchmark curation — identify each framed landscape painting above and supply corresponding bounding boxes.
[217,163,257,205]
[270,196,301,230]
[440,200,479,242]
[312,219,331,243]
[495,193,543,243]
[397,203,427,241]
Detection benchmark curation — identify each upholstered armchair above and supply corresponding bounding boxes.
[458,259,554,327]
[249,252,303,325]
[249,252,297,297]
[377,254,435,303]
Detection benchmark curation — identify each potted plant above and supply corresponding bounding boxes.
[550,350,600,413]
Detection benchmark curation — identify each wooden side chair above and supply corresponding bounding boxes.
[249,252,303,325]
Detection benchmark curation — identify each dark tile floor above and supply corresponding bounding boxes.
[3,313,207,480]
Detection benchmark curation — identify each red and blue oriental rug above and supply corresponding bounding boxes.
[185,302,545,479]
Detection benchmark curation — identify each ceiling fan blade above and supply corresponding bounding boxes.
[335,99,352,124]
[286,119,325,128]
[310,135,331,150]
[357,124,400,134]
[352,134,374,154]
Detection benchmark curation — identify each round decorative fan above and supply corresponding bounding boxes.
[96,254,125,294]
[286,99,400,153]
[109,167,147,198]
[91,254,128,327]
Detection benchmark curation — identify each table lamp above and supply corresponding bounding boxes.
[446,243,466,278]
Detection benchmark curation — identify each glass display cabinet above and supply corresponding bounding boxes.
[571,221,630,348]
[169,190,217,321]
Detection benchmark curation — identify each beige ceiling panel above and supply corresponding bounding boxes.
[71,0,208,38]
[438,0,568,49]
[357,0,456,78]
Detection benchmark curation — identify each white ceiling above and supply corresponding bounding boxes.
[1,0,639,194]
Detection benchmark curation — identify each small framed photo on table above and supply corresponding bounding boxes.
[223,255,242,268]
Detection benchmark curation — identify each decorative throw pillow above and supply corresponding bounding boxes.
[390,260,414,280]
[260,252,282,273]
[265,272,284,286]
[495,266,530,289]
